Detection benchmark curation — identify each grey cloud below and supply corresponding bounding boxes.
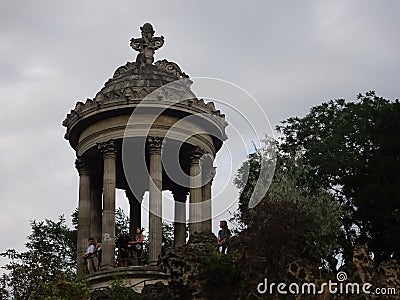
[0,0,399,255]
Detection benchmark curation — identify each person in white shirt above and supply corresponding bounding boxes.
[82,237,96,273]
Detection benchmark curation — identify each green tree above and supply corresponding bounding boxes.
[115,207,130,237]
[234,148,342,269]
[0,216,80,299]
[276,91,400,264]
[26,216,77,276]
[1,207,176,298]
[231,146,342,299]
[162,222,174,248]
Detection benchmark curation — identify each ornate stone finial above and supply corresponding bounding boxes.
[130,23,164,65]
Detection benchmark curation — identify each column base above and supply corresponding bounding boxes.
[148,261,158,266]
[100,264,115,271]
[86,266,168,293]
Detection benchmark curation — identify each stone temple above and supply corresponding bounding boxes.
[62,23,228,290]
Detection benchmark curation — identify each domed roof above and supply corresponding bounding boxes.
[63,24,227,147]
[94,59,192,104]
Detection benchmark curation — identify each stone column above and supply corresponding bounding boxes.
[126,189,143,237]
[189,147,204,235]
[90,187,102,243]
[147,136,163,264]
[98,140,117,269]
[75,158,91,275]
[202,167,215,233]
[172,189,187,247]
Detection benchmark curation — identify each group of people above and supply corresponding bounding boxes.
[116,227,144,267]
[82,228,143,274]
[82,221,230,274]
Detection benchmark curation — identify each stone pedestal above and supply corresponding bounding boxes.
[86,266,169,293]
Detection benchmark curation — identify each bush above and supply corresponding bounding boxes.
[200,252,239,299]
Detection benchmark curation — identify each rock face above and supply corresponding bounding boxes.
[231,241,400,300]
[379,260,400,297]
[350,244,375,284]
[159,232,218,299]
[284,245,400,300]
[142,232,218,300]
[342,244,400,300]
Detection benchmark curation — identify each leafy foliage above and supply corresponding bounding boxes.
[231,140,343,298]
[26,216,77,276]
[0,205,177,298]
[0,216,80,299]
[276,91,400,264]
[0,209,134,298]
[234,138,277,213]
[235,146,342,264]
[200,252,238,299]
[29,273,90,300]
[115,207,130,237]
[108,280,141,300]
[162,222,174,248]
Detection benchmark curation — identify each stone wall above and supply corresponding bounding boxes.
[142,232,224,299]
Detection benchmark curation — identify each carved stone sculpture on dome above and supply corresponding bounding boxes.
[130,23,164,66]
[154,59,189,79]
[84,98,94,109]
[74,102,84,113]
[137,87,153,99]
[112,62,139,79]
[123,88,135,101]
[94,92,105,104]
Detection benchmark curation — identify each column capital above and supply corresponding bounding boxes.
[125,189,145,204]
[172,188,189,202]
[75,158,89,175]
[98,140,117,158]
[190,146,205,163]
[147,136,163,155]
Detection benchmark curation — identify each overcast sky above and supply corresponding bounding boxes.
[1,0,399,260]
